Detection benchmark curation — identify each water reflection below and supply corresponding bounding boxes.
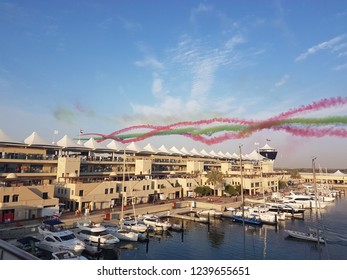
[82,197,347,260]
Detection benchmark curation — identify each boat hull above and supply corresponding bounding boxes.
[232,215,262,225]
[284,229,325,243]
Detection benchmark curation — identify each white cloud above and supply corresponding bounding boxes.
[295,35,346,61]
[190,3,213,22]
[130,95,182,119]
[191,59,215,98]
[125,33,251,124]
[274,74,290,88]
[338,50,347,57]
[118,16,142,31]
[151,76,168,98]
[134,56,164,70]
[333,62,347,71]
[225,34,246,50]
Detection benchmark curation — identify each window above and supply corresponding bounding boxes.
[105,188,109,194]
[3,195,10,203]
[110,188,114,194]
[12,195,19,202]
[79,190,84,196]
[42,192,48,199]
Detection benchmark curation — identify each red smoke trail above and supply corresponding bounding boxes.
[275,126,347,138]
[82,96,347,144]
[268,96,347,121]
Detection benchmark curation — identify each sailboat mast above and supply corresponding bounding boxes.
[239,144,246,259]
[239,145,244,221]
[120,149,126,228]
[312,157,321,247]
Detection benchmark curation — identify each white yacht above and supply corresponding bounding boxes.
[122,216,148,233]
[141,215,172,231]
[284,228,325,243]
[247,206,286,224]
[283,191,327,209]
[197,209,223,219]
[102,222,139,242]
[36,219,85,255]
[74,220,120,249]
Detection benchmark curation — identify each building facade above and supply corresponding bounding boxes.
[1,133,282,223]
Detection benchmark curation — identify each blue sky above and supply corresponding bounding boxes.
[1,0,347,169]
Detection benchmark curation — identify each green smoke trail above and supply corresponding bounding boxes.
[80,116,347,142]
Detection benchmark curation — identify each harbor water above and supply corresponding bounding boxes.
[101,196,347,260]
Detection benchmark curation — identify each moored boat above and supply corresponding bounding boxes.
[74,220,120,249]
[284,228,325,243]
[36,219,86,255]
[197,209,223,219]
[141,215,172,231]
[102,222,139,242]
[231,214,262,225]
[51,250,88,260]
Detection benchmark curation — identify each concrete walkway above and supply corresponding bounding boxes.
[0,197,241,240]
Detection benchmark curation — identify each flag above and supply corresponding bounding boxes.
[254,142,259,146]
[51,212,61,220]
[266,138,271,141]
[54,130,58,135]
[80,129,84,134]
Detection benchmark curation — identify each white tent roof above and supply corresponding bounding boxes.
[261,143,275,150]
[0,129,23,144]
[84,138,111,151]
[56,135,86,149]
[170,146,184,155]
[232,152,240,159]
[209,150,219,158]
[190,148,202,157]
[157,145,171,155]
[142,143,158,154]
[247,150,266,161]
[200,149,210,157]
[105,140,125,151]
[180,147,192,156]
[333,170,345,176]
[217,151,227,158]
[225,152,235,159]
[125,142,142,153]
[24,132,54,146]
[242,154,251,160]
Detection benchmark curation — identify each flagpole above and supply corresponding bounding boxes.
[79,129,83,144]
[52,130,58,144]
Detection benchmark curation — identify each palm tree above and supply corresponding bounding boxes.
[206,168,225,196]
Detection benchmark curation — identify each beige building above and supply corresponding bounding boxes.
[1,130,283,222]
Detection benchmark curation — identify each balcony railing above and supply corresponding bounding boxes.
[0,239,39,260]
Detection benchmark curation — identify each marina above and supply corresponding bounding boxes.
[105,195,347,260]
[1,188,346,260]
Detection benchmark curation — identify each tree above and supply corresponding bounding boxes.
[224,184,240,196]
[289,169,301,179]
[194,186,213,196]
[278,180,287,190]
[192,170,201,178]
[206,169,225,195]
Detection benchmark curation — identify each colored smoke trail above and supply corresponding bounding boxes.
[80,97,347,144]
